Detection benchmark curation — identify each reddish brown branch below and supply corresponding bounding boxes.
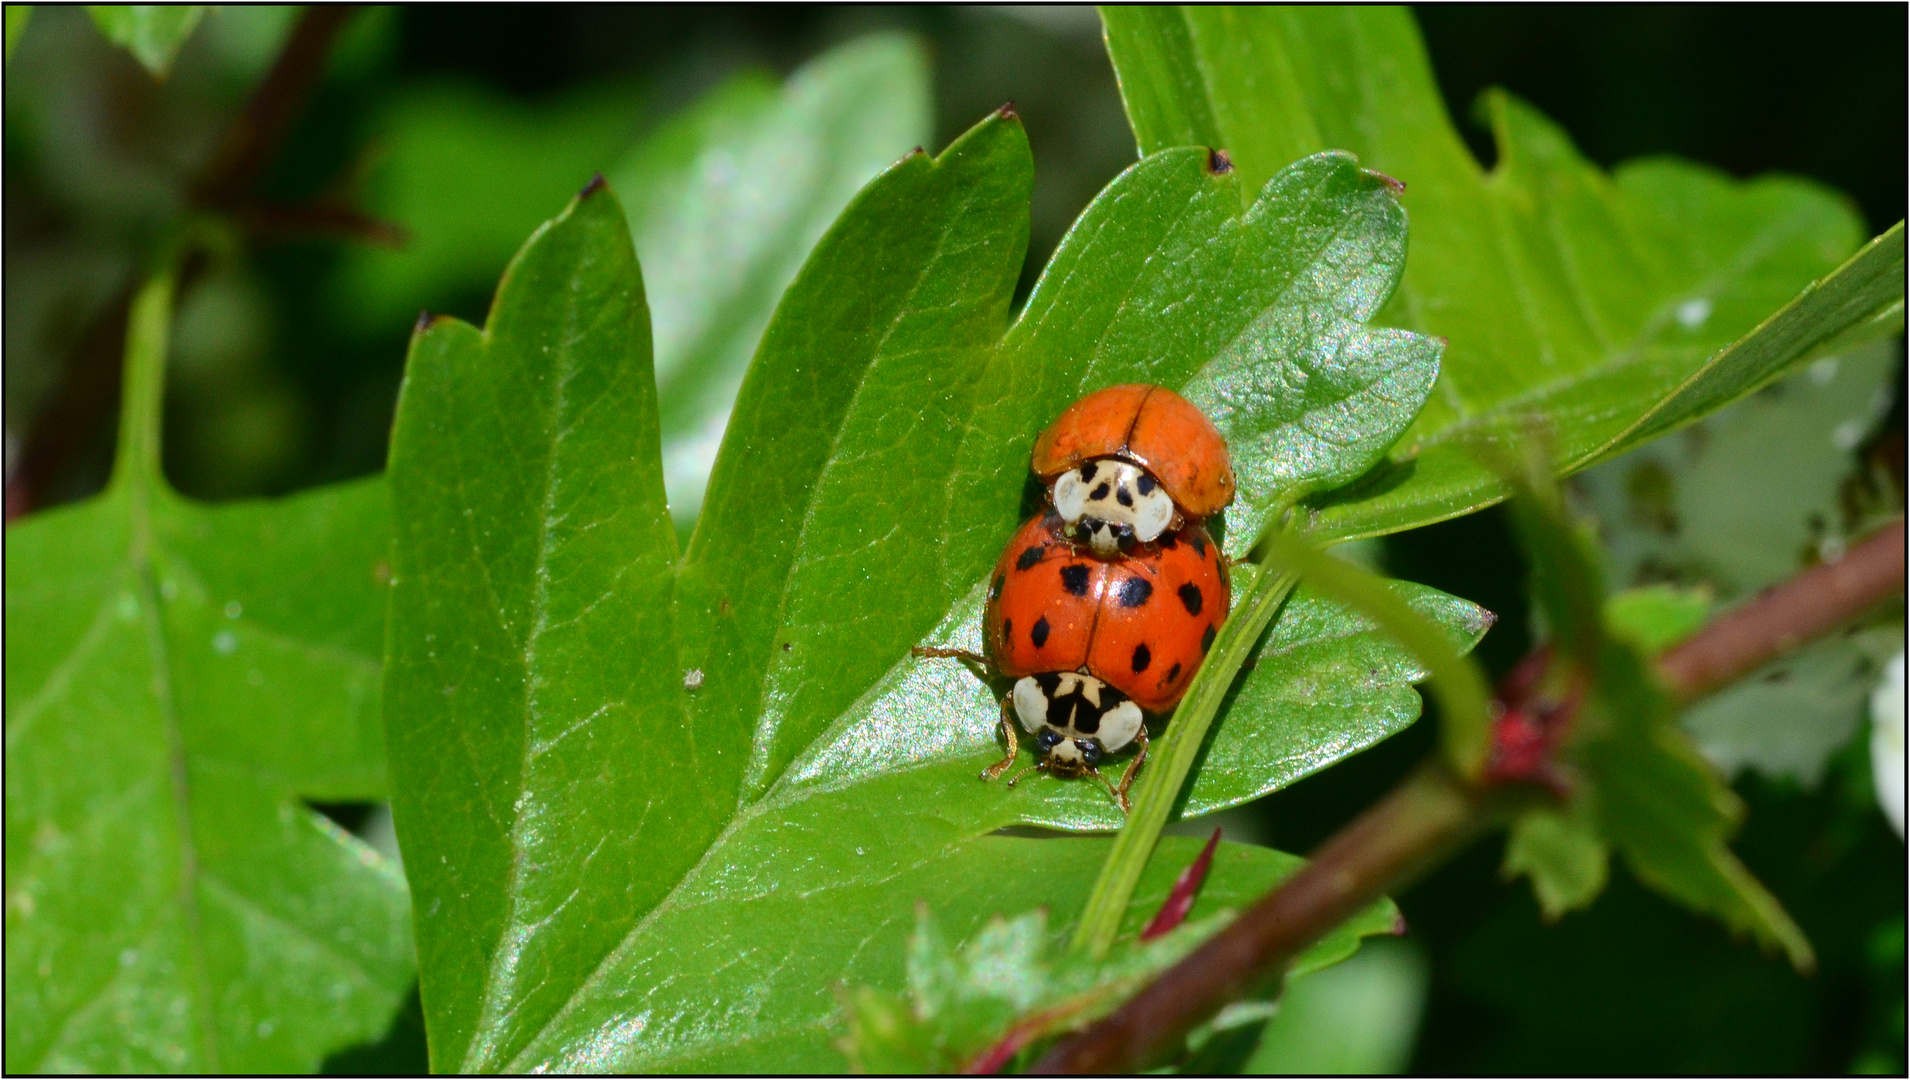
[192,6,357,209]
[1031,765,1489,1073]
[1032,515,1906,1074]
[1659,518,1905,702]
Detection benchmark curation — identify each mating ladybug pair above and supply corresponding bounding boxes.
[917,385,1234,811]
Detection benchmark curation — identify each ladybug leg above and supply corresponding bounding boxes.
[912,645,987,666]
[1004,761,1044,788]
[1113,727,1151,813]
[980,700,1021,781]
[1087,767,1128,814]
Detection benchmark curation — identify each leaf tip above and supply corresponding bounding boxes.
[1369,169,1407,195]
[413,309,433,335]
[1205,148,1234,176]
[579,172,608,199]
[995,100,1019,120]
[1140,827,1222,942]
[1391,912,1409,936]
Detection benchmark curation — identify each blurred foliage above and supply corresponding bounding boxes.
[2,5,1902,1076]
[87,6,208,77]
[1578,341,1906,785]
[4,275,411,1072]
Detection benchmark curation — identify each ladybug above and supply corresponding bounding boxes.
[1032,384,1235,557]
[916,512,1231,810]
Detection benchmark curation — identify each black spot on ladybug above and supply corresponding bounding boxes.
[1131,643,1152,672]
[1041,508,1064,529]
[1016,545,1045,571]
[1090,482,1112,501]
[1200,624,1216,653]
[1035,671,1061,695]
[1165,662,1182,685]
[1079,461,1099,483]
[1189,533,1208,559]
[1002,618,1013,645]
[990,574,1005,602]
[1157,531,1178,550]
[1116,486,1134,508]
[1178,583,1204,616]
[1074,706,1101,734]
[1118,577,1152,607]
[1136,472,1157,495]
[1060,564,1090,596]
[1031,616,1051,648]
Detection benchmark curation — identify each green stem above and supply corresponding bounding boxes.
[109,269,178,494]
[1258,532,1495,780]
[1071,559,1300,958]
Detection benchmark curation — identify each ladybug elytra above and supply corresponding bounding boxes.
[1032,384,1235,557]
[918,512,1231,810]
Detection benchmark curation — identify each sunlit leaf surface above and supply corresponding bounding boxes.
[386,112,1480,1071]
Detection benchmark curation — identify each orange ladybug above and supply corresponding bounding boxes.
[916,511,1231,810]
[1032,384,1235,557]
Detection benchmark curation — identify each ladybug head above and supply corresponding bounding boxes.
[1043,735,1103,778]
[1051,458,1177,558]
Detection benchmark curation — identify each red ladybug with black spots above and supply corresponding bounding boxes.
[917,510,1230,810]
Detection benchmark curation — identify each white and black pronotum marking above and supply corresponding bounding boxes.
[987,670,1148,811]
[1051,458,1176,557]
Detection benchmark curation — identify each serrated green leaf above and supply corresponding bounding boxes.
[386,109,1471,1072]
[5,275,411,1073]
[1100,6,1897,541]
[1495,452,1813,967]
[608,33,931,529]
[384,184,685,1073]
[86,5,203,76]
[1502,801,1609,920]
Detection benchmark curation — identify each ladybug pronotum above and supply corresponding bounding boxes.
[917,512,1231,811]
[1032,384,1235,557]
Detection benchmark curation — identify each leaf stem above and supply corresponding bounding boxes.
[1071,561,1299,958]
[109,270,178,494]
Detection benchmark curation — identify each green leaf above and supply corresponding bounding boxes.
[1502,800,1609,920]
[839,858,1397,1073]
[1578,340,1904,783]
[5,274,411,1072]
[384,182,683,1073]
[86,5,204,76]
[1495,452,1813,969]
[5,6,31,58]
[1241,937,1428,1074]
[607,33,931,529]
[1100,6,1897,541]
[386,112,1473,1071]
[1604,585,1712,654]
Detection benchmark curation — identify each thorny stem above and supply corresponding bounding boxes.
[1032,516,1905,1074]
